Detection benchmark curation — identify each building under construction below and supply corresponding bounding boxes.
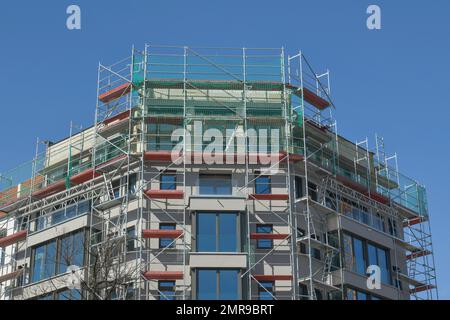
[0,45,438,300]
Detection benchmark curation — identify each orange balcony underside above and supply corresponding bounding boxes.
[142,229,183,239]
[0,230,27,247]
[143,271,184,280]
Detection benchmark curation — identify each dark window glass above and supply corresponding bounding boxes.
[295,176,304,198]
[314,289,323,300]
[127,226,136,251]
[299,283,308,300]
[308,182,318,201]
[128,174,137,194]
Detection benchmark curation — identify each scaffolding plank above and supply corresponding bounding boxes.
[98,83,131,103]
[0,230,27,247]
[406,250,431,260]
[142,229,183,239]
[250,233,289,240]
[249,194,289,201]
[409,284,435,294]
[144,151,174,162]
[31,180,67,199]
[70,168,101,185]
[253,274,292,281]
[103,110,131,126]
[0,269,23,283]
[144,190,184,200]
[143,271,183,280]
[403,216,426,227]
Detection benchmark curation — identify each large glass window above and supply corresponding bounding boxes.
[353,237,366,275]
[197,269,239,300]
[32,240,57,283]
[31,230,85,283]
[199,174,232,195]
[345,234,391,285]
[58,231,85,274]
[196,213,238,252]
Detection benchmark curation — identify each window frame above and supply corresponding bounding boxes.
[159,223,176,249]
[198,174,232,196]
[256,224,273,249]
[196,212,239,253]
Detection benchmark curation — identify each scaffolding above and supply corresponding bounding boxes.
[0,45,438,300]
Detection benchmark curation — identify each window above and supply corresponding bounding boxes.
[35,201,92,233]
[353,237,366,275]
[112,179,121,199]
[197,269,239,300]
[258,281,274,300]
[199,174,232,195]
[314,288,323,300]
[32,240,57,283]
[58,231,85,274]
[127,226,136,251]
[255,175,271,194]
[295,176,304,198]
[308,182,318,201]
[57,289,82,300]
[388,218,398,237]
[299,283,309,300]
[159,223,176,249]
[159,281,176,300]
[256,224,273,249]
[346,287,381,300]
[0,247,5,266]
[160,172,176,190]
[128,173,137,194]
[196,213,238,252]
[32,230,85,283]
[148,123,181,151]
[344,234,391,285]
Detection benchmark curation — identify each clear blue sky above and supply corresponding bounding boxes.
[0,0,448,299]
